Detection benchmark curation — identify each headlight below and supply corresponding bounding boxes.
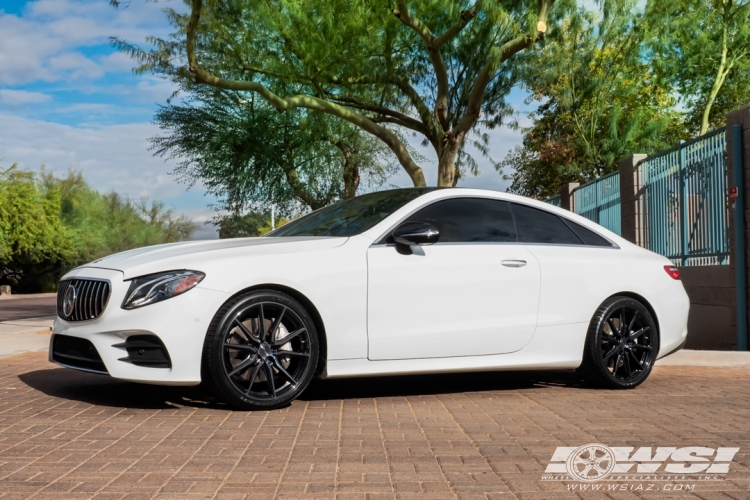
[121,270,205,310]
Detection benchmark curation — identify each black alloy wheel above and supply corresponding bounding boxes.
[203,290,319,410]
[579,296,659,389]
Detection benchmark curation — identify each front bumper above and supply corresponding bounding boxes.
[50,267,230,386]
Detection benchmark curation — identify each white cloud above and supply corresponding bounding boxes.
[0,112,218,239]
[0,0,181,85]
[0,89,52,105]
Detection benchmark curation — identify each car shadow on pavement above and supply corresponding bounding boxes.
[19,365,587,411]
[18,368,225,410]
[302,370,586,401]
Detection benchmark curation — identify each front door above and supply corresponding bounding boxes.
[367,197,541,360]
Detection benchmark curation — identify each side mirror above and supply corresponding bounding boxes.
[392,221,440,248]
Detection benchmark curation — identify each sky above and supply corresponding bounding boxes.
[0,0,532,240]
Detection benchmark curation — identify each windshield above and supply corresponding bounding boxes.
[268,188,436,237]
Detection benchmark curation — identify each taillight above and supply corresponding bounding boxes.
[664,265,681,280]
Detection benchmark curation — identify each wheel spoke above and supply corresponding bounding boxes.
[224,343,257,352]
[623,351,632,377]
[268,307,287,342]
[603,345,619,362]
[631,344,652,351]
[627,310,639,334]
[275,351,310,358]
[234,318,260,343]
[273,328,306,347]
[245,363,262,394]
[228,356,257,377]
[264,363,276,396]
[258,303,267,342]
[273,358,298,386]
[613,353,622,375]
[629,326,650,340]
[607,318,620,337]
[628,350,643,371]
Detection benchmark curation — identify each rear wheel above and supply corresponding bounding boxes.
[203,290,319,410]
[579,296,658,389]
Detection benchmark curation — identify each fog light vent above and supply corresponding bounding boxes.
[113,335,172,369]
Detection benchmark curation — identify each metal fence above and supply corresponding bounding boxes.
[545,194,561,207]
[570,171,622,235]
[637,128,729,266]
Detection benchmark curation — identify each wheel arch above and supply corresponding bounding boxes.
[220,283,328,376]
[605,291,660,336]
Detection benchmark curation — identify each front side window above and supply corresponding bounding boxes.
[268,188,436,237]
[395,197,518,243]
[510,203,583,245]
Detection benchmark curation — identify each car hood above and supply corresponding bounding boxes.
[72,236,347,280]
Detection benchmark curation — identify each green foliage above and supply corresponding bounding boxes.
[114,0,575,187]
[500,0,685,199]
[217,212,268,238]
[0,166,197,292]
[646,0,750,135]
[150,84,397,216]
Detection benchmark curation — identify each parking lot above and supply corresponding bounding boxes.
[0,352,746,499]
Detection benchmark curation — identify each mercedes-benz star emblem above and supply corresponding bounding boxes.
[566,444,616,482]
[62,285,77,317]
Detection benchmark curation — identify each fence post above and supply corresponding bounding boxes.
[727,104,750,351]
[619,154,647,246]
[560,183,579,212]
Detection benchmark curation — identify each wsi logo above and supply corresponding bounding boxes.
[542,444,740,482]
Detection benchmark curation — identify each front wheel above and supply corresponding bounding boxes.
[579,296,659,389]
[203,290,319,410]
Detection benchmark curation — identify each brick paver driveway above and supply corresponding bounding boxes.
[0,352,748,499]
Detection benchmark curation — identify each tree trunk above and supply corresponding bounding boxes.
[336,141,360,198]
[436,132,464,187]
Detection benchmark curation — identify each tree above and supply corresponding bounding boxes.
[0,166,198,292]
[150,85,397,215]
[646,0,750,135]
[499,0,683,198]
[117,0,573,188]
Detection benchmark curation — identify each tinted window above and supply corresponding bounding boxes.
[269,188,435,237]
[563,218,613,247]
[397,198,517,243]
[510,203,582,245]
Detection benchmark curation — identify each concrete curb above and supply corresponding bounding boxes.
[658,349,750,367]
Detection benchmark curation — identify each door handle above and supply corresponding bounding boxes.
[501,260,527,268]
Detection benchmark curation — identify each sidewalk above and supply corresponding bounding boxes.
[0,316,53,358]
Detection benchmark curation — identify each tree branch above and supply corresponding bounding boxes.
[186,0,426,187]
[393,0,457,131]
[433,5,479,49]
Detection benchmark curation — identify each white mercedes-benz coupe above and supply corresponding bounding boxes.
[51,188,689,409]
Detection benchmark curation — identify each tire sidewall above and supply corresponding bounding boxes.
[205,290,319,410]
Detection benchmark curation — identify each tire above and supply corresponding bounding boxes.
[202,290,319,410]
[578,296,659,389]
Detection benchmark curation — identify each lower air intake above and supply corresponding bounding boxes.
[51,335,108,374]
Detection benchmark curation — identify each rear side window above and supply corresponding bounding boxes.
[510,203,582,245]
[399,197,518,243]
[562,218,613,247]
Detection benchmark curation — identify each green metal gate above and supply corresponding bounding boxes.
[637,128,729,266]
[570,171,622,235]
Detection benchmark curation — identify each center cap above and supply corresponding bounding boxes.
[258,343,273,360]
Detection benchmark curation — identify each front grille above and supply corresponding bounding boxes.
[113,335,172,369]
[51,334,109,374]
[57,279,111,322]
